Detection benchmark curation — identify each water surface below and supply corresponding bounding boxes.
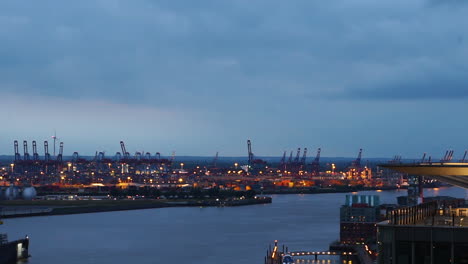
[4,187,466,264]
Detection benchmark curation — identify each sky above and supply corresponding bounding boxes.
[1,0,468,158]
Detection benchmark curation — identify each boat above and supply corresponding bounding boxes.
[0,211,30,264]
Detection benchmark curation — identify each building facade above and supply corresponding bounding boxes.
[340,195,380,244]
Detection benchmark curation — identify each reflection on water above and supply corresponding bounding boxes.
[3,187,465,264]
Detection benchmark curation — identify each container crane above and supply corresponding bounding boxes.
[212,152,219,168]
[294,148,301,163]
[56,142,64,162]
[14,140,21,161]
[114,152,122,161]
[247,140,253,168]
[23,141,30,161]
[460,150,467,163]
[120,141,130,160]
[72,152,79,163]
[279,151,287,171]
[352,149,363,168]
[441,150,454,162]
[145,152,151,160]
[32,141,39,161]
[246,139,266,173]
[44,141,50,162]
[311,148,321,175]
[300,148,308,166]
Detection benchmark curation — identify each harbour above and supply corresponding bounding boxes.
[3,187,465,264]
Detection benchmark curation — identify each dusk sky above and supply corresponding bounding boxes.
[1,0,468,158]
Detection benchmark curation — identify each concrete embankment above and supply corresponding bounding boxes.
[0,197,272,218]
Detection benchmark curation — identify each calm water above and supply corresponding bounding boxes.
[3,187,467,264]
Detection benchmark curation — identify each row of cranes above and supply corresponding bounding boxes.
[13,140,64,163]
[11,140,174,175]
[278,147,322,175]
[246,139,323,175]
[13,140,64,174]
[71,141,174,166]
[389,149,468,164]
[246,140,369,177]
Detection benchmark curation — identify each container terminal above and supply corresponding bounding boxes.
[4,138,468,263]
[2,139,432,196]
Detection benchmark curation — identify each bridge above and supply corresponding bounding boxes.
[381,162,468,189]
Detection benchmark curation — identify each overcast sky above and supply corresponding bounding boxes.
[1,0,468,158]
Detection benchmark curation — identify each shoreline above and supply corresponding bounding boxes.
[0,185,444,219]
[260,186,402,195]
[0,197,272,219]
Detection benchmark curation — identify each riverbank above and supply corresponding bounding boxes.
[261,185,400,195]
[0,196,272,218]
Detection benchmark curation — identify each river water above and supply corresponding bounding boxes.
[3,187,467,264]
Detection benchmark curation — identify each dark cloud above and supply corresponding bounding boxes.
[338,74,468,100]
[428,0,468,6]
[1,0,468,156]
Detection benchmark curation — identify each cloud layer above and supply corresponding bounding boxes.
[1,0,468,157]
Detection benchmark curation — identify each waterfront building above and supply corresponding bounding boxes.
[340,195,381,244]
[377,200,468,264]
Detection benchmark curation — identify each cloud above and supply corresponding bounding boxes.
[332,61,468,100]
[427,0,468,6]
[1,0,468,156]
[341,77,468,100]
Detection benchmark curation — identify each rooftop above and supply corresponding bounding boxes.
[379,200,468,228]
[381,162,468,188]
